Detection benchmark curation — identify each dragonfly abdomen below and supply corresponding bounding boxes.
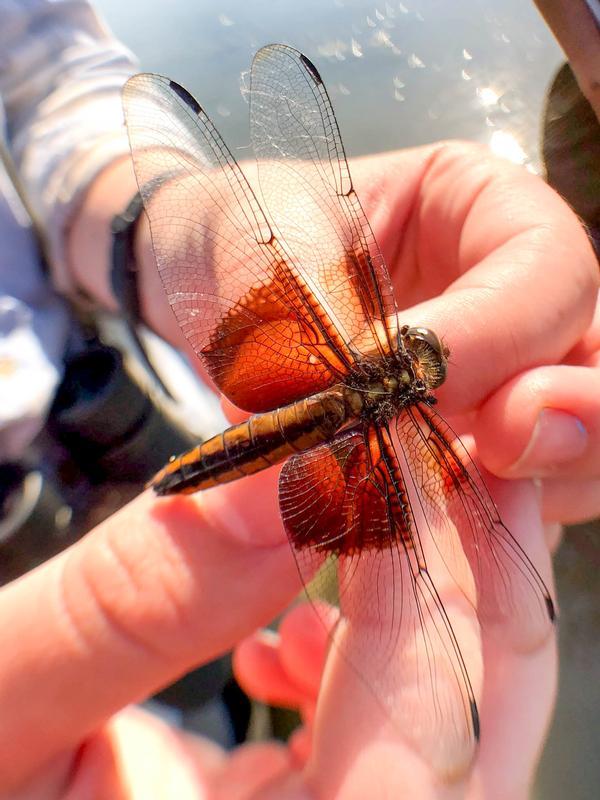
[152,387,349,495]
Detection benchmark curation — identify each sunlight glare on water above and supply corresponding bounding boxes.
[477,86,500,107]
[489,129,528,165]
[95,0,561,168]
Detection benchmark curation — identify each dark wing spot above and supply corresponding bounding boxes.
[300,53,324,86]
[169,80,202,115]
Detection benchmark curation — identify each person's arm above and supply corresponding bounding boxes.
[1,0,139,301]
[67,156,186,348]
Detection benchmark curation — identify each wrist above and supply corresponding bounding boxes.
[67,157,139,311]
[66,157,182,346]
[132,210,185,348]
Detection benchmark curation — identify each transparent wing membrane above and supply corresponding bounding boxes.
[123,73,347,411]
[250,45,399,356]
[397,405,554,647]
[280,428,480,773]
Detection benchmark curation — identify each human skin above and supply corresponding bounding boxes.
[1,142,597,798]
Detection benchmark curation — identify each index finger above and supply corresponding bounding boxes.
[0,471,297,795]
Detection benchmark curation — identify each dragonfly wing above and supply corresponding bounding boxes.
[395,404,555,648]
[279,425,480,776]
[250,44,399,358]
[123,73,353,412]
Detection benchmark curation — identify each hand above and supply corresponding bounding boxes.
[134,138,599,526]
[235,474,556,798]
[3,142,594,797]
[351,142,599,526]
[0,472,302,798]
[0,482,555,800]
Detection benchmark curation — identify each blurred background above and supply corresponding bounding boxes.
[2,1,597,796]
[97,0,564,168]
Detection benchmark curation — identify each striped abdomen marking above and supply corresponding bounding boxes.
[152,387,350,495]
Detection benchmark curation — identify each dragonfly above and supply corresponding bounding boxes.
[123,44,555,775]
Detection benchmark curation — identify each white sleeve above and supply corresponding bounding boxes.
[0,0,139,284]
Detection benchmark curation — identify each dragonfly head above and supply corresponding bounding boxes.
[403,326,448,390]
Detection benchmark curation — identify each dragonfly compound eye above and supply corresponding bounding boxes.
[404,326,448,390]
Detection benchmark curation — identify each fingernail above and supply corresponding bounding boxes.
[509,409,588,477]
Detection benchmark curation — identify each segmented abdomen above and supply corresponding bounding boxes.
[152,388,348,495]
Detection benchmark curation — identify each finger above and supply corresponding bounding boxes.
[563,291,600,366]
[305,557,483,792]
[244,773,312,800]
[473,364,600,481]
[307,616,478,796]
[0,471,299,794]
[471,480,558,799]
[288,724,313,767]
[233,630,313,710]
[277,602,336,697]
[541,476,600,524]
[543,522,563,555]
[234,603,333,712]
[212,742,295,800]
[222,395,251,424]
[65,706,226,799]
[354,143,599,415]
[73,707,298,800]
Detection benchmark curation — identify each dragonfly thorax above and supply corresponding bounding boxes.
[344,354,419,425]
[343,326,448,425]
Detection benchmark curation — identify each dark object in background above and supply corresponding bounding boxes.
[50,344,194,482]
[222,676,253,744]
[542,62,600,258]
[535,60,600,798]
[0,341,197,584]
[0,463,72,581]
